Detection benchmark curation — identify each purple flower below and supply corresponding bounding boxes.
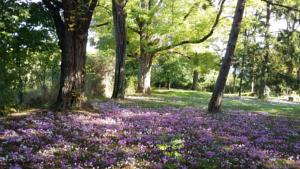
[206,151,216,158]
[118,139,126,145]
[9,164,22,169]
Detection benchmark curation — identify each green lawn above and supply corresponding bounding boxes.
[115,89,300,118]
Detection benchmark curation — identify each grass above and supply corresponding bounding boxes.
[115,89,300,118]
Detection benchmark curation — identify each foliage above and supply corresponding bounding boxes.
[198,70,219,91]
[85,51,115,98]
[231,0,300,97]
[152,54,191,89]
[125,57,139,94]
[0,0,58,114]
[191,51,220,74]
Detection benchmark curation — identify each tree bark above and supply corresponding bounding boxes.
[251,79,255,93]
[56,30,88,109]
[208,0,246,113]
[258,1,271,99]
[168,80,171,90]
[43,0,98,109]
[16,49,24,105]
[191,70,199,90]
[251,60,255,93]
[286,29,294,76]
[239,30,247,97]
[297,67,300,85]
[42,68,48,99]
[287,61,293,76]
[137,53,153,94]
[111,0,127,99]
[233,67,237,93]
[239,54,245,97]
[17,79,24,105]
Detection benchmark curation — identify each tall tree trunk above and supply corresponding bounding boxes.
[51,64,56,88]
[258,1,271,99]
[43,0,98,109]
[251,60,255,93]
[111,0,127,99]
[286,29,294,76]
[137,52,153,94]
[191,70,199,90]
[168,80,171,90]
[42,68,48,100]
[250,23,257,94]
[56,30,88,108]
[287,61,293,76]
[16,48,24,105]
[208,0,246,113]
[233,67,237,93]
[297,67,300,85]
[251,78,255,93]
[17,79,24,105]
[239,30,247,97]
[135,0,152,94]
[239,53,245,97]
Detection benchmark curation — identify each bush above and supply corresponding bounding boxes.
[85,52,115,98]
[126,76,138,95]
[198,70,219,92]
[125,57,139,93]
[152,55,191,89]
[0,77,15,116]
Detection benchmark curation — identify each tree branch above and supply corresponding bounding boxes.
[88,0,99,15]
[51,0,63,9]
[81,0,99,31]
[128,26,141,34]
[147,0,163,24]
[91,21,110,28]
[148,0,226,53]
[261,0,300,13]
[42,0,64,48]
[183,2,200,21]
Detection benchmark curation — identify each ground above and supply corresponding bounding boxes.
[1,90,300,169]
[117,90,300,117]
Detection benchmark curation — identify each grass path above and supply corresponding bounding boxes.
[113,89,300,118]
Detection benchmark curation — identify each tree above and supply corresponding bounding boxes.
[42,0,98,109]
[0,0,58,114]
[258,0,271,99]
[111,0,127,99]
[238,30,248,97]
[208,0,247,113]
[127,0,226,94]
[152,53,191,89]
[273,4,300,92]
[190,52,220,90]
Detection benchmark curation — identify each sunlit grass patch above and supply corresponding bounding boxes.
[122,89,300,118]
